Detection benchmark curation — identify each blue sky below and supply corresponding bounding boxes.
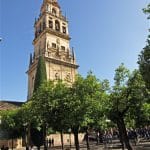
[0,0,149,102]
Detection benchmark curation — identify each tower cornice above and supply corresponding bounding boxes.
[27,56,79,75]
[45,57,79,69]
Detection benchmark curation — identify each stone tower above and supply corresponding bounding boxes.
[27,0,78,99]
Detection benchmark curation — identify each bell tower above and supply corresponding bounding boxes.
[27,0,79,99]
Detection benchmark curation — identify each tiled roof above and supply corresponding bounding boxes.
[0,101,24,111]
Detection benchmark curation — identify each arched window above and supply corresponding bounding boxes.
[46,4,50,12]
[49,20,53,29]
[62,26,66,34]
[55,20,60,31]
[52,8,57,16]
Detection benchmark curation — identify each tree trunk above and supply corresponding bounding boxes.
[27,123,31,150]
[72,126,80,150]
[43,124,47,150]
[117,122,125,150]
[117,117,133,150]
[60,131,64,150]
[85,130,90,150]
[12,137,13,150]
[69,133,72,148]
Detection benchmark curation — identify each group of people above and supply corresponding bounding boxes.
[135,126,150,139]
[94,126,150,145]
[47,138,54,148]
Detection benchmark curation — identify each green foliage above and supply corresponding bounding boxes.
[138,44,150,89]
[66,73,109,132]
[143,3,150,19]
[19,102,35,125]
[31,81,55,125]
[113,63,130,89]
[125,70,149,127]
[138,3,150,89]
[0,109,23,139]
[108,64,130,121]
[31,72,109,135]
[142,103,150,123]
[51,80,72,133]
[34,56,47,92]
[108,64,149,128]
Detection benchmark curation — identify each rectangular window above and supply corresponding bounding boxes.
[49,21,53,29]
[61,46,65,51]
[52,43,56,48]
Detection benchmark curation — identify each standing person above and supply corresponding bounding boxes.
[49,139,51,148]
[52,138,54,147]
[96,132,99,145]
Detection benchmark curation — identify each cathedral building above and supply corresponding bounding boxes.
[27,0,79,99]
[0,0,81,147]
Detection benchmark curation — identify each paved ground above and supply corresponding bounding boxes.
[49,141,150,150]
[12,139,150,150]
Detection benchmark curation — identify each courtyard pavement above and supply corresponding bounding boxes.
[13,139,150,150]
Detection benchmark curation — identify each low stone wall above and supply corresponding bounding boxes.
[0,139,22,149]
[47,133,85,146]
[0,133,85,148]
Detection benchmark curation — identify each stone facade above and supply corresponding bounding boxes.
[27,0,79,99]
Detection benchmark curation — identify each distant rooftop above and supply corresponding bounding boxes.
[0,100,24,111]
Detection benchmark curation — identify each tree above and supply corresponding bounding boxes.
[108,64,133,150]
[138,3,150,89]
[142,103,150,123]
[50,80,71,150]
[66,73,107,150]
[31,81,54,150]
[30,72,109,150]
[32,55,47,149]
[126,70,149,127]
[31,80,70,149]
[0,109,23,150]
[143,3,150,17]
[108,64,149,150]
[34,56,47,92]
[18,102,38,150]
[138,44,150,89]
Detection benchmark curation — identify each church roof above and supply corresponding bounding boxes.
[0,101,24,111]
